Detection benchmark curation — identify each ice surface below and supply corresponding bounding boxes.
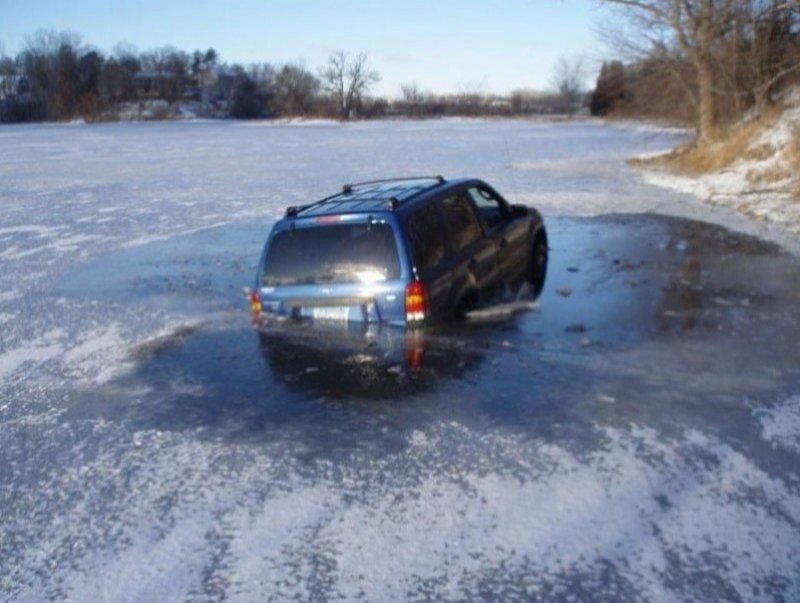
[1,119,799,601]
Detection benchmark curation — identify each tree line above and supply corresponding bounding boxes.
[590,0,800,140]
[0,30,587,124]
[0,31,375,121]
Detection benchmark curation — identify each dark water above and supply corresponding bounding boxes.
[66,213,800,436]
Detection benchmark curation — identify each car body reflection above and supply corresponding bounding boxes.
[256,316,486,399]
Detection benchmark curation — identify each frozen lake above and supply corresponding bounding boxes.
[1,119,799,600]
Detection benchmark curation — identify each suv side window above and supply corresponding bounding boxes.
[467,187,508,230]
[407,203,446,271]
[441,193,483,251]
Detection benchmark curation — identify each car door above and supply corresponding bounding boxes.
[438,191,503,301]
[466,186,530,283]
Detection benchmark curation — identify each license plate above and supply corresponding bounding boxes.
[312,306,350,322]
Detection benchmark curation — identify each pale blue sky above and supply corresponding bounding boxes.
[0,0,615,96]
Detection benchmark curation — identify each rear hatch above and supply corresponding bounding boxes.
[257,216,408,325]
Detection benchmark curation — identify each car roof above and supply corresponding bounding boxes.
[288,177,479,218]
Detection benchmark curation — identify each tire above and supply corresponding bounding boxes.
[530,235,548,297]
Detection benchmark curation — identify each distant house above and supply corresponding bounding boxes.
[0,75,29,101]
[133,71,191,102]
[199,65,237,107]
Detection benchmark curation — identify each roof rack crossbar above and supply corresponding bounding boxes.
[342,175,445,193]
[284,189,348,217]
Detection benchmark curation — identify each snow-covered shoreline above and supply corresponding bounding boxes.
[631,102,800,244]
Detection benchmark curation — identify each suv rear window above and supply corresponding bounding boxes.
[262,222,401,286]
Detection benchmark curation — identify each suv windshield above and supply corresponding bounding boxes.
[262,222,401,286]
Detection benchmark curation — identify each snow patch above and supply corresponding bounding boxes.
[0,224,64,238]
[759,395,800,453]
[466,301,538,323]
[235,118,342,127]
[13,422,798,600]
[62,324,128,384]
[0,329,67,380]
[119,221,231,248]
[0,291,21,303]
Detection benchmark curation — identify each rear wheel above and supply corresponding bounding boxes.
[530,235,548,297]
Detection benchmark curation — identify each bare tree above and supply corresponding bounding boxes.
[345,52,379,116]
[19,30,85,118]
[400,82,423,104]
[717,1,800,113]
[322,51,379,118]
[191,48,218,91]
[273,63,320,116]
[454,79,488,116]
[0,43,16,75]
[399,82,425,116]
[246,62,275,87]
[101,44,141,103]
[139,46,190,102]
[598,0,799,141]
[598,1,725,140]
[322,50,347,116]
[550,56,587,106]
[229,71,268,119]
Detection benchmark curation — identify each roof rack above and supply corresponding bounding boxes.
[342,175,445,193]
[284,175,446,218]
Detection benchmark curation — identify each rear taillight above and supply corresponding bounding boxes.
[405,281,429,323]
[250,290,262,314]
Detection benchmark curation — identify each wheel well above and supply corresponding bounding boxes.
[529,227,549,297]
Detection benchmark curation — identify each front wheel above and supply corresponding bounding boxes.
[530,236,548,297]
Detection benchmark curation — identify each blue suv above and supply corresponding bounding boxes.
[251,176,547,327]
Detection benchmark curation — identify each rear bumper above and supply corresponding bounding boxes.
[255,307,410,328]
[256,280,410,327]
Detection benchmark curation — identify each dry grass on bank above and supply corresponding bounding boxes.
[631,110,782,174]
[632,99,800,235]
[745,124,800,198]
[789,129,800,197]
[632,107,800,203]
